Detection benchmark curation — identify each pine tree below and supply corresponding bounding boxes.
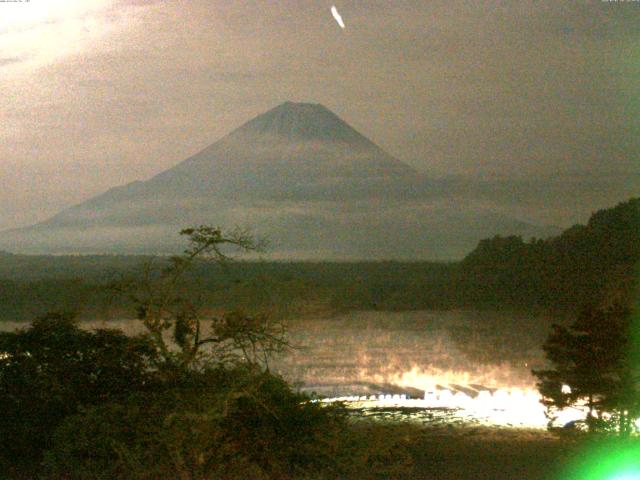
[533,303,639,434]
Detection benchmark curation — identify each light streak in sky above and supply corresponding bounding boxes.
[331,6,345,29]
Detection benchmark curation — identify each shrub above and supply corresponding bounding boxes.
[0,312,157,477]
[44,366,349,480]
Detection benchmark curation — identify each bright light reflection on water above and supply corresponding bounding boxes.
[322,386,587,429]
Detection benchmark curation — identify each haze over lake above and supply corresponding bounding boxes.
[0,309,550,393]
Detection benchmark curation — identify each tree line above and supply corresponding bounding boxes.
[1,199,638,319]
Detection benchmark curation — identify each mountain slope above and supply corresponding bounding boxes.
[0,102,559,259]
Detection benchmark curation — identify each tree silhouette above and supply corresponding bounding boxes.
[533,303,639,434]
[113,226,288,372]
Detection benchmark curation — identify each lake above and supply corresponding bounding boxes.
[0,309,552,395]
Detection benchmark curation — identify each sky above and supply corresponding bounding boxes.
[0,0,638,231]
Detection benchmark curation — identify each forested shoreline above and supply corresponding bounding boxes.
[1,198,637,321]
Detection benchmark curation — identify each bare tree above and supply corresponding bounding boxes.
[116,226,289,371]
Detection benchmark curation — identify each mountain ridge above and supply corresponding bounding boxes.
[0,102,560,259]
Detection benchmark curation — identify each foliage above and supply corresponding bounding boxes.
[459,197,640,312]
[43,366,351,480]
[0,312,157,477]
[112,226,288,371]
[43,366,424,480]
[39,226,345,479]
[217,369,347,478]
[533,303,640,434]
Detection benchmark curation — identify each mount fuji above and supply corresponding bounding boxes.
[0,102,558,259]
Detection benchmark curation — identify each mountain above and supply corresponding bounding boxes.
[0,102,559,259]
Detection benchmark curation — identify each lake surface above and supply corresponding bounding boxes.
[272,310,551,396]
[0,309,552,395]
[3,310,580,428]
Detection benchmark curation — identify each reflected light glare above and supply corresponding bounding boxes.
[322,368,594,428]
[0,0,113,70]
[562,439,640,480]
[388,364,535,392]
[610,474,640,480]
[0,0,100,30]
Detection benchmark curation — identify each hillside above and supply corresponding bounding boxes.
[458,197,640,311]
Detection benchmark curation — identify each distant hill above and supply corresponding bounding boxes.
[458,198,640,311]
[0,102,559,259]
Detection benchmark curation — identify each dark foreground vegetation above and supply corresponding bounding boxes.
[0,227,572,480]
[0,307,574,480]
[0,228,365,479]
[0,312,348,479]
[535,302,640,434]
[0,198,638,321]
[0,310,634,480]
